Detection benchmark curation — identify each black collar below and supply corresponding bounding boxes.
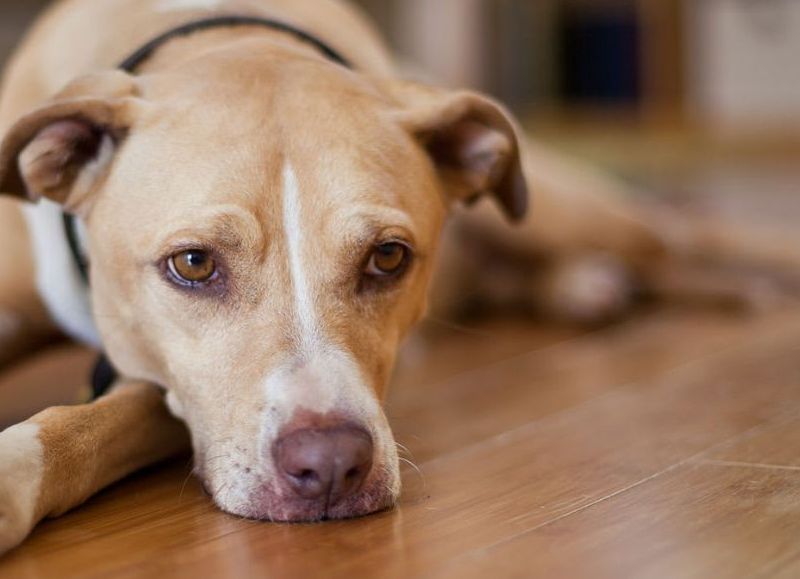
[119,15,351,72]
[66,16,353,397]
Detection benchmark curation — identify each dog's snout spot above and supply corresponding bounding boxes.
[274,425,374,505]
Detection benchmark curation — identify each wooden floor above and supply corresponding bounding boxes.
[2,304,800,578]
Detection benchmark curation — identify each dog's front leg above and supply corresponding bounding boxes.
[0,379,189,554]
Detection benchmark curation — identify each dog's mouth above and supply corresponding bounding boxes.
[190,405,401,522]
[201,469,397,522]
[250,472,397,522]
[194,433,399,523]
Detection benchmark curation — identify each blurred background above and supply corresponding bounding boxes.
[355,0,800,132]
[1,0,799,222]
[351,0,800,230]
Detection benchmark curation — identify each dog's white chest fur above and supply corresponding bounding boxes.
[22,201,100,347]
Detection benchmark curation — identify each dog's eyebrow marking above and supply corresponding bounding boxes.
[282,163,321,350]
[156,0,222,12]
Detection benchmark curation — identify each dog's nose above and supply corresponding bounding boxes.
[274,425,374,503]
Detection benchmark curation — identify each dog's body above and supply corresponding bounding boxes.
[0,0,790,555]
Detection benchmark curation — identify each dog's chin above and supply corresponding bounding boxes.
[210,472,399,523]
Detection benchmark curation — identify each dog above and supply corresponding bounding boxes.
[0,0,795,555]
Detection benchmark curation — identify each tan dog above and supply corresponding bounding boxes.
[0,0,793,555]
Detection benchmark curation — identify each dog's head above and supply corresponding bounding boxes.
[0,42,528,521]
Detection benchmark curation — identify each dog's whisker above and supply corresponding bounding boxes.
[395,441,421,461]
[398,456,425,485]
[178,467,197,502]
[396,449,415,462]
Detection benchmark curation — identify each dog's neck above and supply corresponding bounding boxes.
[128,16,351,75]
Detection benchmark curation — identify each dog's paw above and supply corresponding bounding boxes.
[0,504,30,556]
[0,423,44,555]
[537,253,635,324]
[643,255,800,314]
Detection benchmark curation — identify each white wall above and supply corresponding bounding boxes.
[688,0,800,132]
[393,0,487,89]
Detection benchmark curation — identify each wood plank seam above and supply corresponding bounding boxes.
[434,405,800,574]
[696,459,800,473]
[411,313,800,473]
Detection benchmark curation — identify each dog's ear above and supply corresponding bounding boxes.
[386,80,529,222]
[0,70,140,212]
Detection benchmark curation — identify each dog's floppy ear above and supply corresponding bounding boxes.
[0,70,140,212]
[386,80,529,222]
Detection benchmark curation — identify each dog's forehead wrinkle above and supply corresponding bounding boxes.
[154,203,264,241]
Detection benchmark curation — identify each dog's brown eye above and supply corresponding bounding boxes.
[366,243,409,277]
[169,250,217,284]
